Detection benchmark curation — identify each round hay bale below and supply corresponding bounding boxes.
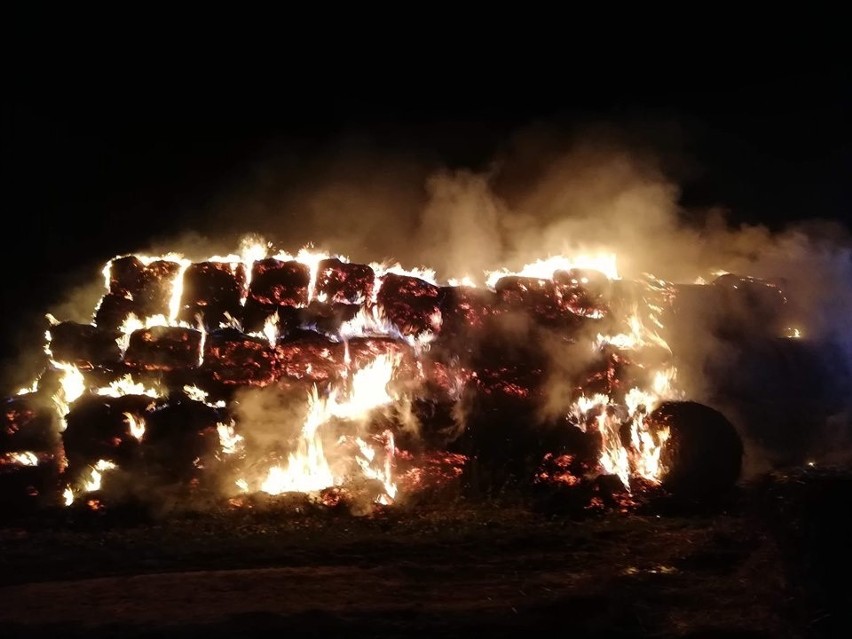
[649,401,743,495]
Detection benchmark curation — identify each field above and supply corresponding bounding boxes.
[1,467,849,638]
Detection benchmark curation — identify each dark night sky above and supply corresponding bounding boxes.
[3,23,850,367]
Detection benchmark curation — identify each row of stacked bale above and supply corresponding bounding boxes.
[3,254,788,510]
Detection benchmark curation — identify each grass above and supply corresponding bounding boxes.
[0,468,848,638]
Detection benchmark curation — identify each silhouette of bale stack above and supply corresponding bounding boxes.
[2,254,783,509]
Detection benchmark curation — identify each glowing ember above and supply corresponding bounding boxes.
[785,327,803,339]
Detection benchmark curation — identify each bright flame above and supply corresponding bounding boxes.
[96,374,160,398]
[785,327,803,339]
[124,412,146,441]
[184,385,226,408]
[596,309,671,353]
[6,451,39,466]
[355,431,397,503]
[569,366,679,490]
[298,247,331,303]
[371,261,438,285]
[338,305,399,340]
[16,378,39,395]
[262,313,280,347]
[485,253,619,289]
[447,276,477,287]
[330,354,399,420]
[81,459,117,494]
[168,258,192,322]
[51,361,86,431]
[217,421,244,456]
[259,386,337,495]
[247,354,399,501]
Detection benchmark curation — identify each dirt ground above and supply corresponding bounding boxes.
[0,468,849,638]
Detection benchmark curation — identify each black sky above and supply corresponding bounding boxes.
[3,24,850,366]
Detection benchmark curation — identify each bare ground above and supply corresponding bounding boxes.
[0,469,849,638]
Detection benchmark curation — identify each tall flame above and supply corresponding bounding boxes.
[242,353,400,502]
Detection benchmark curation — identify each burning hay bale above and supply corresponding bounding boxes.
[247,258,310,308]
[649,401,743,496]
[553,268,612,318]
[494,276,583,329]
[0,460,58,510]
[275,330,346,382]
[315,258,374,304]
[48,321,121,368]
[300,300,361,335]
[107,256,183,317]
[139,398,223,484]
[124,326,203,371]
[347,336,410,366]
[1,395,57,454]
[668,275,788,346]
[3,241,794,515]
[711,273,788,339]
[376,273,442,336]
[178,262,247,329]
[94,293,136,331]
[578,347,640,398]
[438,285,495,342]
[202,328,277,386]
[62,394,157,476]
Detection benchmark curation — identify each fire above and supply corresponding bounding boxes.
[485,253,619,289]
[447,275,477,287]
[167,258,192,322]
[355,431,396,504]
[4,452,39,466]
[260,313,280,347]
[329,353,400,420]
[569,366,679,490]
[785,326,803,339]
[216,420,244,456]
[65,459,119,504]
[96,374,160,398]
[596,310,671,353]
[10,236,742,513]
[184,385,226,408]
[239,353,400,502]
[339,305,399,340]
[84,459,117,492]
[51,361,86,431]
[124,412,146,441]
[372,261,438,285]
